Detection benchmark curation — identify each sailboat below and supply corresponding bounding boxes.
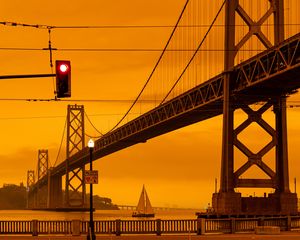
[132,185,155,218]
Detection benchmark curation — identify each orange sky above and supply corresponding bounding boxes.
[0,0,299,209]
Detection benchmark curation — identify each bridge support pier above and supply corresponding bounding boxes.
[35,150,49,208]
[212,192,241,215]
[27,170,36,209]
[212,0,297,216]
[48,172,63,208]
[212,97,298,215]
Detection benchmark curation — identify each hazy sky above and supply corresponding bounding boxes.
[0,0,299,209]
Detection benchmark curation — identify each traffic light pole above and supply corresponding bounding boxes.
[1,60,71,98]
[0,73,56,80]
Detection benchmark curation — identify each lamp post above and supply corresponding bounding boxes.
[88,139,96,240]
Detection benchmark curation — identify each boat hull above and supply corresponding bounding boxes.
[132,213,155,218]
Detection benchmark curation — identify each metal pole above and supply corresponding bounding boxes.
[0,73,55,80]
[88,147,96,240]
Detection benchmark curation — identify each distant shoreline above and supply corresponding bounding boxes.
[0,183,118,210]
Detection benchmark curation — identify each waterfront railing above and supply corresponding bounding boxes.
[0,216,299,236]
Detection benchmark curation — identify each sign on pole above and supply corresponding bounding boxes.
[85,170,98,184]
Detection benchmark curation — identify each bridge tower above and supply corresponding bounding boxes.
[212,0,297,215]
[26,170,35,208]
[36,149,49,208]
[65,105,86,208]
[27,170,35,188]
[38,149,49,180]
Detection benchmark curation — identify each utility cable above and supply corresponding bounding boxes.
[0,98,158,103]
[0,112,141,121]
[0,102,299,122]
[0,47,270,52]
[1,21,299,29]
[46,28,57,98]
[0,21,48,29]
[160,0,227,104]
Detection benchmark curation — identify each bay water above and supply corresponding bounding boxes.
[0,209,201,221]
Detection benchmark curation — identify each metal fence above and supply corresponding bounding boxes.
[0,216,299,236]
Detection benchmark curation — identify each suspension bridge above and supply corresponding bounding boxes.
[26,0,300,216]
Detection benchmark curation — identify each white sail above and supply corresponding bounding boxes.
[136,185,154,214]
[145,190,154,214]
[136,186,146,213]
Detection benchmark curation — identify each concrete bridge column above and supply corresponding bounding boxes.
[269,96,298,214]
[27,170,36,209]
[48,171,63,208]
[27,189,38,209]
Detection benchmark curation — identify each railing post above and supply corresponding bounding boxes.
[230,218,236,233]
[287,216,292,231]
[156,219,162,236]
[116,219,121,236]
[32,219,38,236]
[197,218,205,235]
[258,217,264,226]
[72,219,81,236]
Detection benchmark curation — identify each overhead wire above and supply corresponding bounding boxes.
[0,101,299,122]
[0,21,299,29]
[0,47,270,52]
[46,29,57,98]
[0,112,142,120]
[0,98,159,103]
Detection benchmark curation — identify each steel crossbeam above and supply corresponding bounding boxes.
[233,102,277,188]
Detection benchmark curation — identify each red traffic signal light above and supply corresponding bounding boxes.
[56,60,71,98]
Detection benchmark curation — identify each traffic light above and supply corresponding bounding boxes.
[56,60,71,98]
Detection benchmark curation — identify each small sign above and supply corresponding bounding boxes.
[85,170,98,184]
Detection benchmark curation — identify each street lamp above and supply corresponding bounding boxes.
[88,139,96,240]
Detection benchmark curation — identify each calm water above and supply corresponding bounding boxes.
[0,209,201,221]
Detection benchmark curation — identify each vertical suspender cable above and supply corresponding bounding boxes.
[106,0,191,133]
